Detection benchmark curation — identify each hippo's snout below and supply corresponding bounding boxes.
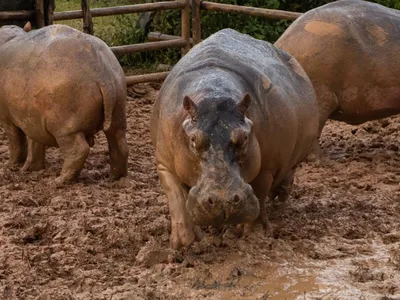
[186,183,260,227]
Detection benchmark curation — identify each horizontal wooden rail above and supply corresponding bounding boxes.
[0,10,35,20]
[148,31,195,45]
[111,38,187,55]
[200,1,302,20]
[53,1,185,21]
[126,72,169,85]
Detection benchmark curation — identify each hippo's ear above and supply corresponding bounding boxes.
[237,93,251,114]
[23,22,32,32]
[183,95,198,120]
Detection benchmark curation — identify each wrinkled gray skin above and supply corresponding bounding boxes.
[0,24,128,184]
[151,29,319,249]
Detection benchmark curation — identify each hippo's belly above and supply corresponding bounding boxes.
[331,85,400,124]
[9,105,58,146]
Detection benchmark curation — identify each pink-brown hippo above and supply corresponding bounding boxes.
[275,0,400,159]
[0,24,128,184]
[151,28,319,249]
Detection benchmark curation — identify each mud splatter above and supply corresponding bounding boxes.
[367,25,388,46]
[304,21,344,37]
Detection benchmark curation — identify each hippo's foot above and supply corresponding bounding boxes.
[304,152,320,163]
[304,140,321,163]
[108,168,128,182]
[269,188,290,204]
[170,222,203,250]
[240,213,271,237]
[54,174,76,186]
[21,160,45,172]
[6,160,22,168]
[21,139,46,172]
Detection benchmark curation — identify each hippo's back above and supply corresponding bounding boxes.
[0,24,122,81]
[159,29,315,115]
[275,0,400,124]
[277,0,400,47]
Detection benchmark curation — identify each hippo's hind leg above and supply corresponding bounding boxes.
[306,85,340,162]
[104,126,128,181]
[157,164,203,250]
[103,97,128,181]
[269,167,296,203]
[3,123,27,166]
[55,133,90,184]
[21,138,46,171]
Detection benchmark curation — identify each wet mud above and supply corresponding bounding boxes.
[0,84,399,299]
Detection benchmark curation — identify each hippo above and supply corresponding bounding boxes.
[0,24,128,184]
[151,28,319,249]
[275,0,400,159]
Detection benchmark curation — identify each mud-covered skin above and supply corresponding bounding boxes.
[275,0,400,159]
[151,29,319,250]
[0,24,128,184]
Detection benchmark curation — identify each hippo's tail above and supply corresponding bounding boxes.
[99,83,116,132]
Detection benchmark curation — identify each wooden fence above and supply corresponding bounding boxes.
[0,0,302,86]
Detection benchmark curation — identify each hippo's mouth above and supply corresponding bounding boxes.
[186,192,260,227]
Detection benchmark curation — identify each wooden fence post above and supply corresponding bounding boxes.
[35,0,45,28]
[192,0,201,45]
[181,0,190,54]
[81,0,94,34]
[46,0,55,25]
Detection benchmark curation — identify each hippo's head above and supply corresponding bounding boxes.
[183,93,260,227]
[0,22,31,47]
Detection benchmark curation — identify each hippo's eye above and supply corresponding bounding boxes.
[188,130,208,155]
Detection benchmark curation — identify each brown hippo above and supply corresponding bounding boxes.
[275,0,400,159]
[0,24,128,184]
[151,28,319,249]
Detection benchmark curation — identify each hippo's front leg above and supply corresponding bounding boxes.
[21,138,45,171]
[157,164,203,250]
[245,171,274,234]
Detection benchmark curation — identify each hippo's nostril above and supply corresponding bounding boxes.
[232,194,241,204]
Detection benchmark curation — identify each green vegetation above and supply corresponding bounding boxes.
[55,0,400,68]
[55,0,138,46]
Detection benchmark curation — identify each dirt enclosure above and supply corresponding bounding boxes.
[0,84,399,300]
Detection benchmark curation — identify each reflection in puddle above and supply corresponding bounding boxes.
[203,237,400,300]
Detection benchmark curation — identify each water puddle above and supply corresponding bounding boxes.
[199,237,400,299]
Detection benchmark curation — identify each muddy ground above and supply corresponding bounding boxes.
[0,84,399,300]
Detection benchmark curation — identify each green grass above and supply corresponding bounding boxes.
[55,0,139,47]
